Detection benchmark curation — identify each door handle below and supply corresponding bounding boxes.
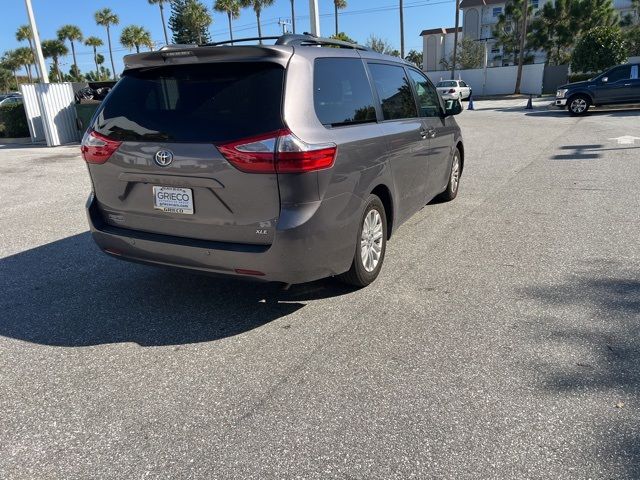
[420,128,437,139]
[624,83,632,86]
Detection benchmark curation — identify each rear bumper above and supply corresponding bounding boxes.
[86,193,359,284]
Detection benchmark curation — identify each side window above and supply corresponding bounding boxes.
[368,63,418,120]
[459,81,468,87]
[606,66,631,83]
[313,58,377,127]
[407,69,442,118]
[631,65,639,80]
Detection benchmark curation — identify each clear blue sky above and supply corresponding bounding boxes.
[2,0,455,76]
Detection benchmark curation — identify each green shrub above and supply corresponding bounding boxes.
[571,26,627,73]
[0,103,29,138]
[567,72,595,83]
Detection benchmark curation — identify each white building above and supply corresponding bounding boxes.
[420,27,462,71]
[422,0,639,71]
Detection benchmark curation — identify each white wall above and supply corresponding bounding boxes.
[425,63,545,96]
[20,83,80,146]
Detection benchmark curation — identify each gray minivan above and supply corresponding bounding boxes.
[83,34,464,287]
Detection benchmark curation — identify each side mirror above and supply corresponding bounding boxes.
[601,77,609,83]
[444,99,463,116]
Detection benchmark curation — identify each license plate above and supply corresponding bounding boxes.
[153,186,194,215]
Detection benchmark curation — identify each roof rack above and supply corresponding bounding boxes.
[200,33,370,51]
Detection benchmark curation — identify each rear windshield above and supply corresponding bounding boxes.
[92,63,284,142]
[436,81,457,87]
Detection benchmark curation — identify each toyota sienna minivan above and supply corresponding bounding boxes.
[83,34,464,287]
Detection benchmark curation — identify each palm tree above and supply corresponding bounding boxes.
[41,39,68,82]
[183,1,213,44]
[290,0,296,33]
[95,8,120,80]
[333,0,347,36]
[16,25,37,81]
[2,51,22,88]
[84,36,104,75]
[240,0,275,44]
[214,0,241,43]
[57,25,83,74]
[13,48,34,83]
[120,25,154,53]
[148,0,170,45]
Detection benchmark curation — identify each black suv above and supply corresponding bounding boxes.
[556,63,640,115]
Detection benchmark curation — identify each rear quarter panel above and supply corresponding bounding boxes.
[281,50,397,243]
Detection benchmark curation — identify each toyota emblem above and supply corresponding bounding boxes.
[154,150,174,167]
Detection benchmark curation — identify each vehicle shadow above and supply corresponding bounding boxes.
[525,107,640,118]
[522,267,640,478]
[0,233,355,347]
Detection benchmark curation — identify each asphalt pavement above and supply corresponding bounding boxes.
[1,101,639,479]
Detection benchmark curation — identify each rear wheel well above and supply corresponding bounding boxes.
[371,185,393,239]
[456,141,464,174]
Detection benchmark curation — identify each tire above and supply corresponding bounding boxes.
[436,147,462,202]
[567,94,590,116]
[338,195,387,287]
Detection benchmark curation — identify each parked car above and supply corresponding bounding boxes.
[556,63,640,115]
[0,96,23,107]
[82,34,464,287]
[436,80,472,100]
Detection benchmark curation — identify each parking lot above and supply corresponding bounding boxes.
[1,99,639,479]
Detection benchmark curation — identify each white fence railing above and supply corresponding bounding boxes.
[425,64,546,96]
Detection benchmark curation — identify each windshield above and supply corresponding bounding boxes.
[437,81,458,87]
[92,62,284,143]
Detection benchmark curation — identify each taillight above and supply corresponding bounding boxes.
[276,132,337,173]
[81,131,122,164]
[217,129,337,174]
[448,88,456,93]
[216,130,281,173]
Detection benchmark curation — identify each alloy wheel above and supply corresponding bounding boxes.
[360,209,383,272]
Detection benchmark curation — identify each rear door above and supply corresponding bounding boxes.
[87,62,285,245]
[407,68,455,199]
[629,64,640,102]
[367,62,429,222]
[594,65,633,104]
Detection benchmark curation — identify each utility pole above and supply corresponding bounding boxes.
[400,0,405,58]
[476,38,490,95]
[278,18,292,34]
[451,0,460,80]
[24,0,49,83]
[309,0,320,36]
[290,0,296,33]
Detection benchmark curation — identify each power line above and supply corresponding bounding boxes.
[210,0,453,36]
[31,0,455,61]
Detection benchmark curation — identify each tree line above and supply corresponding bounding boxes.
[492,0,639,74]
[1,0,420,92]
[441,0,639,73]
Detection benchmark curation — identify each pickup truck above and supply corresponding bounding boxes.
[555,63,640,115]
